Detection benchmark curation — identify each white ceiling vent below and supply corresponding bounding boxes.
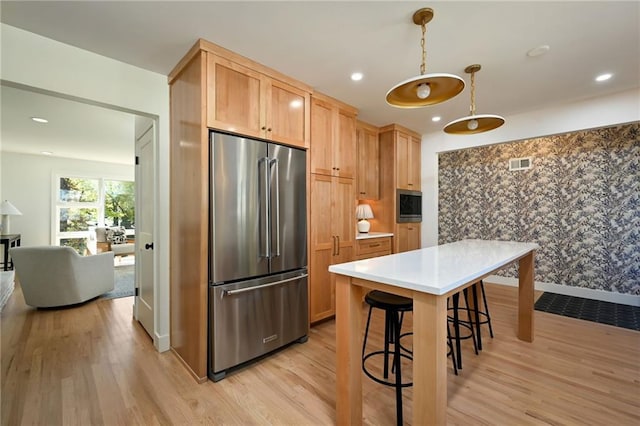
[509,157,532,171]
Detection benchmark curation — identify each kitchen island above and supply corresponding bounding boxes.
[329,239,539,425]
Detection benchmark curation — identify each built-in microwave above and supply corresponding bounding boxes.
[396,189,422,223]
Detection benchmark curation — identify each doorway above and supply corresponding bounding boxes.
[0,81,158,345]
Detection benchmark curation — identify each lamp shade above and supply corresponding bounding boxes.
[0,200,22,216]
[0,200,22,234]
[356,204,374,220]
[356,204,374,233]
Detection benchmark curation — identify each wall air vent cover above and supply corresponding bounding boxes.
[509,157,532,171]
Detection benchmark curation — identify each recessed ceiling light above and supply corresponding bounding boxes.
[31,117,48,123]
[526,45,550,57]
[432,116,441,122]
[41,151,53,156]
[595,73,612,82]
[350,72,363,81]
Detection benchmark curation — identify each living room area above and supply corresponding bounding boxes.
[0,84,142,309]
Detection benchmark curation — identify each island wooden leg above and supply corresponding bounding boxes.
[335,275,363,425]
[412,291,448,426]
[518,251,535,342]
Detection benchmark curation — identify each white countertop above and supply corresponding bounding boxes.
[329,239,539,295]
[355,232,394,240]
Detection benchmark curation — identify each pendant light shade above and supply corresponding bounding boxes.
[386,8,465,108]
[444,64,505,134]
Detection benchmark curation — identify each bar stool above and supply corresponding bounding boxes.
[361,290,413,426]
[448,280,494,369]
[448,287,478,370]
[469,280,494,350]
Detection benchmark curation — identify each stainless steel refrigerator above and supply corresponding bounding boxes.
[208,131,308,381]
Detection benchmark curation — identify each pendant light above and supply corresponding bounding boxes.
[444,64,505,134]
[386,8,465,108]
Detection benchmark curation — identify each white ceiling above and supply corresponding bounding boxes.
[1,85,136,164]
[1,1,639,164]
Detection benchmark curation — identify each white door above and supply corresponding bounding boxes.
[135,125,155,342]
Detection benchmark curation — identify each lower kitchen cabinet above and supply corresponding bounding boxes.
[354,235,392,260]
[309,173,354,323]
[395,223,421,253]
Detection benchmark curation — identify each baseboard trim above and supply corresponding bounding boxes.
[485,275,640,307]
[155,333,170,352]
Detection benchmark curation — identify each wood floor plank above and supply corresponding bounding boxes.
[2,282,639,425]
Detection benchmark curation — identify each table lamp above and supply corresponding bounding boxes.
[0,200,22,234]
[356,204,374,233]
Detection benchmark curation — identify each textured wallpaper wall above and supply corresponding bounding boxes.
[439,122,639,295]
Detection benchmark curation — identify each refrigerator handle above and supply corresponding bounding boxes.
[270,158,281,257]
[260,157,271,258]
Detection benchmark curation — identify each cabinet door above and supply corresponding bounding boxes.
[395,223,421,253]
[407,223,421,251]
[310,97,334,176]
[333,177,355,252]
[267,79,309,148]
[334,110,357,179]
[409,135,421,190]
[207,55,265,138]
[357,124,379,199]
[309,174,335,322]
[396,132,410,190]
[309,175,354,323]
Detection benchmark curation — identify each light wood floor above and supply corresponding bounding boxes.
[2,282,639,425]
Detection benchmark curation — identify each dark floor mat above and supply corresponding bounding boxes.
[534,292,640,331]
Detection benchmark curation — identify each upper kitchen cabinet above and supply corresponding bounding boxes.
[206,54,310,148]
[395,129,421,190]
[310,93,358,178]
[356,120,380,200]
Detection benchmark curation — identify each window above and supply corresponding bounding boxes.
[54,176,134,254]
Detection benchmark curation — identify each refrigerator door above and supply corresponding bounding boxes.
[268,143,307,273]
[209,269,309,378]
[211,132,269,283]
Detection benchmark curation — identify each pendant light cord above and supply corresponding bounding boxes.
[470,70,476,116]
[420,20,427,75]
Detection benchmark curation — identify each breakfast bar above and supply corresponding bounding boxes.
[329,239,539,425]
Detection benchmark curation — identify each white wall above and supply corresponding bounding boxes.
[1,152,134,246]
[421,88,640,247]
[1,23,170,352]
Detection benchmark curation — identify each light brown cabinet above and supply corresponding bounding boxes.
[309,174,355,323]
[396,223,421,253]
[379,124,423,253]
[354,236,392,260]
[206,54,310,148]
[396,131,421,190]
[356,121,380,200]
[310,93,357,178]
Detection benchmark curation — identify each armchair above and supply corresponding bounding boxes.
[9,246,114,308]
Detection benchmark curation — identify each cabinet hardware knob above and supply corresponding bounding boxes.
[336,167,340,171]
[261,126,267,130]
[145,242,154,250]
[267,128,272,132]
[359,192,366,194]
